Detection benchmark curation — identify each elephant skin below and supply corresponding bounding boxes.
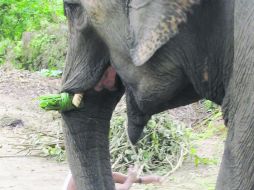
[61,0,254,189]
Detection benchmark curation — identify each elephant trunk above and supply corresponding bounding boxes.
[62,114,114,190]
[62,89,123,190]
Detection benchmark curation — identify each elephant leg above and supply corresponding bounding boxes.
[217,2,254,189]
[216,102,254,190]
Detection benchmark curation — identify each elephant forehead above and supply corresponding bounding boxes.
[82,0,108,24]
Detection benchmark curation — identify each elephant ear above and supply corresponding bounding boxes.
[128,0,200,66]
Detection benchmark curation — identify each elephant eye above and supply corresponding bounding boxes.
[66,3,79,10]
[64,2,83,18]
[64,2,88,31]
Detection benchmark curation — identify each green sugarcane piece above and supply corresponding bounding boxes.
[39,92,75,111]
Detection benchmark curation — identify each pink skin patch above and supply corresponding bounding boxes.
[94,66,117,92]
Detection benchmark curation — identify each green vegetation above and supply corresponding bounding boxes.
[43,144,65,162]
[110,113,191,174]
[202,99,219,113]
[193,100,226,140]
[39,69,63,78]
[189,147,218,167]
[13,27,67,71]
[17,111,192,173]
[0,0,64,40]
[188,100,226,167]
[0,0,66,70]
[0,40,10,65]
[39,93,75,111]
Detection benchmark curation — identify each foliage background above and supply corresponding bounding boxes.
[0,0,64,40]
[0,0,66,67]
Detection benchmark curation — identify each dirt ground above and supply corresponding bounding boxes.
[0,65,69,190]
[0,65,225,190]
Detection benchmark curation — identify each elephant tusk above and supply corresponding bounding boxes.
[72,93,84,108]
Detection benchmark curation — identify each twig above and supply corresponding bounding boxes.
[112,155,123,169]
[162,144,185,181]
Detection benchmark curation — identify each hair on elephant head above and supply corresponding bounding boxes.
[61,0,254,189]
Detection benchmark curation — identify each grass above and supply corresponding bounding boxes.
[186,100,227,168]
[39,69,62,78]
[189,146,219,167]
[110,113,191,175]
[192,100,227,141]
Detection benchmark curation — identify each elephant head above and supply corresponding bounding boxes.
[60,0,230,190]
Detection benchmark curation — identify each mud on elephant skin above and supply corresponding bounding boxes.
[61,0,254,189]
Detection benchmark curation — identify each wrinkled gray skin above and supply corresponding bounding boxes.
[61,0,254,189]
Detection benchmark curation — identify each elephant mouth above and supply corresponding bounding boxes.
[83,65,119,95]
[81,66,120,106]
[93,66,118,92]
[61,62,124,110]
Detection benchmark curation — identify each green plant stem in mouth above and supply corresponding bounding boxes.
[39,92,76,111]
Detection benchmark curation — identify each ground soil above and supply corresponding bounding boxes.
[0,65,225,190]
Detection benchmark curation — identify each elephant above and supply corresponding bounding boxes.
[60,0,254,189]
